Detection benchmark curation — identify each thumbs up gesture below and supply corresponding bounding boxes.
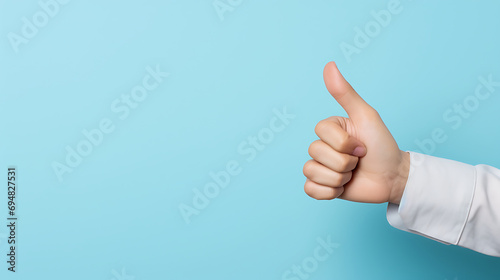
[303,62,410,204]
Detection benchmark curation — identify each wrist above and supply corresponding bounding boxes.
[389,151,410,204]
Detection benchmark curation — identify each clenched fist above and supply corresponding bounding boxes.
[303,62,410,204]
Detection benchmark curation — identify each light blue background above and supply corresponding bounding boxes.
[1,0,500,279]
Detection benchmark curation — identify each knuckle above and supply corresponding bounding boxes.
[364,107,381,120]
[308,140,323,158]
[314,120,330,136]
[304,181,336,200]
[304,182,316,198]
[302,161,315,178]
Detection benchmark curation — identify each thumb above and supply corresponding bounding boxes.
[323,61,373,119]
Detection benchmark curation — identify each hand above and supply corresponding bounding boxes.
[303,62,410,204]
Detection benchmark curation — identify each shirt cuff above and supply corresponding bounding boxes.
[386,151,476,245]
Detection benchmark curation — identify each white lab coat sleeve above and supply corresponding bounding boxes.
[386,151,500,257]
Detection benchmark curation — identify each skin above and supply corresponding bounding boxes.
[303,62,410,204]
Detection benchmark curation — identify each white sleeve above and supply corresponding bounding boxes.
[387,151,500,257]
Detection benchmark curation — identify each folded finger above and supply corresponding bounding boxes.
[304,179,344,200]
[303,160,352,187]
[308,140,359,172]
